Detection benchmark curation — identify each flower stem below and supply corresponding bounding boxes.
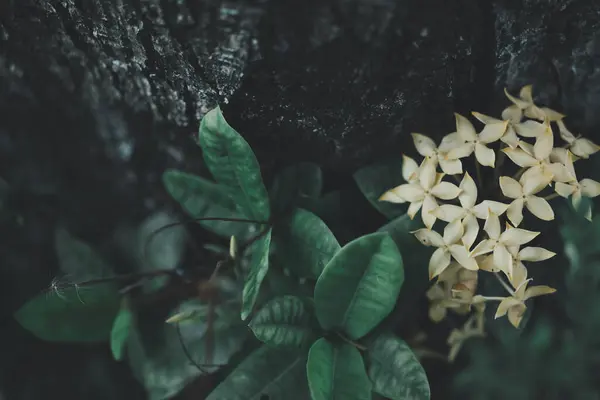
[494,272,515,296]
[544,192,560,201]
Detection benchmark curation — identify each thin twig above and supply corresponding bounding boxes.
[493,272,515,295]
[544,193,560,201]
[336,332,367,351]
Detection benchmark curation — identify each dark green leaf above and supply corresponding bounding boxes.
[367,333,430,400]
[162,169,250,238]
[242,229,273,320]
[270,162,323,216]
[307,338,372,400]
[273,208,340,279]
[198,106,270,222]
[206,345,310,400]
[377,215,432,326]
[54,227,114,280]
[353,158,407,219]
[249,295,314,347]
[111,301,133,361]
[314,232,404,339]
[301,191,343,223]
[14,283,121,342]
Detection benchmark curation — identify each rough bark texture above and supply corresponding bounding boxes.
[1,0,600,398]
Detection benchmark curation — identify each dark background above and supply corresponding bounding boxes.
[2,0,600,399]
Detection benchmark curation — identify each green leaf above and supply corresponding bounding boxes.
[314,232,404,339]
[198,106,270,222]
[242,229,273,320]
[353,158,407,219]
[111,300,133,361]
[307,338,372,400]
[206,345,310,400]
[14,282,121,342]
[162,169,250,238]
[273,208,340,279]
[249,295,314,347]
[128,288,248,400]
[366,333,430,400]
[377,215,432,326]
[270,162,323,216]
[54,227,114,280]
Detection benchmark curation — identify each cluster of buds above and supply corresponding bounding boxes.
[380,85,600,334]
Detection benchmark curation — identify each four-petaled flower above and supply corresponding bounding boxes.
[502,123,573,184]
[556,120,600,159]
[411,133,463,175]
[490,278,555,328]
[379,155,420,203]
[505,245,556,287]
[503,85,565,122]
[413,220,479,279]
[470,212,540,280]
[380,158,461,228]
[447,113,507,167]
[554,151,600,218]
[499,174,555,226]
[432,172,508,249]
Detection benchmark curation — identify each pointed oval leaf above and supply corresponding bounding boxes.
[162,169,250,238]
[269,162,323,216]
[206,345,310,400]
[353,158,407,219]
[314,232,404,339]
[111,301,133,361]
[198,106,270,222]
[14,282,121,342]
[241,229,273,320]
[249,295,314,347]
[307,338,372,400]
[367,333,431,400]
[273,208,340,279]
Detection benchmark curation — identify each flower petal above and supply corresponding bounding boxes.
[413,228,445,247]
[472,201,509,219]
[444,219,465,245]
[504,87,529,109]
[421,195,438,229]
[474,143,496,167]
[493,244,514,279]
[431,182,462,200]
[525,195,555,221]
[554,182,576,198]
[514,120,546,138]
[500,227,540,247]
[521,170,553,195]
[523,285,556,301]
[507,303,527,328]
[382,183,425,203]
[495,298,522,319]
[506,198,525,227]
[571,138,600,159]
[478,254,497,272]
[511,262,528,288]
[581,179,600,198]
[499,176,523,199]
[455,113,478,141]
[438,132,463,152]
[546,162,575,183]
[412,133,437,157]
[462,214,480,250]
[518,247,556,262]
[379,188,407,203]
[478,121,508,144]
[429,248,452,279]
[419,158,437,190]
[501,104,523,122]
[502,148,538,168]
[501,127,521,149]
[402,155,420,183]
[447,143,474,160]
[458,172,478,209]
[431,204,466,222]
[439,157,463,175]
[484,211,501,240]
[449,245,479,271]
[533,126,554,160]
[407,201,423,219]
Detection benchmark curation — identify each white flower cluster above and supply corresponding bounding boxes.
[380,85,600,330]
